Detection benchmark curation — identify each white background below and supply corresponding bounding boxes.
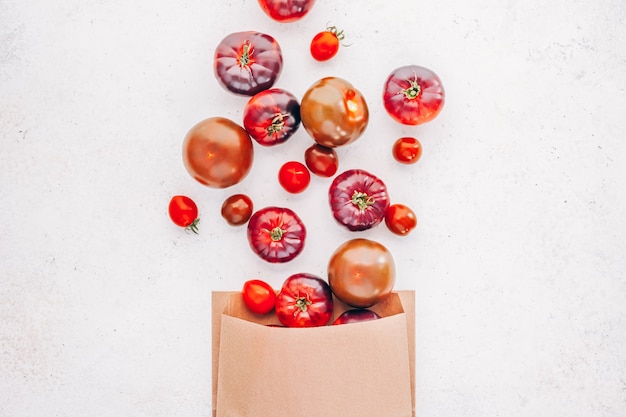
[2,0,626,416]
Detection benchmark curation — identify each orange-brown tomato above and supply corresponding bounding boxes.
[327,238,395,308]
[221,194,254,226]
[300,77,368,148]
[182,117,254,188]
[304,144,338,177]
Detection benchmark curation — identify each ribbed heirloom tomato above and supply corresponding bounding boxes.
[247,206,306,263]
[275,273,333,327]
[257,0,316,22]
[243,88,301,146]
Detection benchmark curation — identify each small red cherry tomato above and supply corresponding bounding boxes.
[257,0,316,23]
[242,279,276,315]
[247,206,306,263]
[310,26,344,61]
[275,273,333,327]
[243,88,301,146]
[392,137,422,164]
[168,195,199,234]
[332,309,380,325]
[385,203,417,236]
[278,161,311,194]
[221,194,254,226]
[304,144,338,177]
[383,65,445,125]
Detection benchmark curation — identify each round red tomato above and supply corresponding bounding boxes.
[275,273,333,327]
[385,203,417,236]
[278,161,310,194]
[332,309,380,325]
[214,31,283,96]
[168,195,199,234]
[310,26,344,61]
[182,117,254,188]
[257,0,316,22]
[247,206,306,263]
[329,169,390,231]
[300,77,368,148]
[304,143,338,177]
[383,65,445,125]
[243,88,301,146]
[392,137,422,164]
[221,194,254,226]
[242,279,276,315]
[327,238,395,308]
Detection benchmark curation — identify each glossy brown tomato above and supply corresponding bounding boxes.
[327,238,395,308]
[214,31,283,96]
[392,137,422,164]
[243,88,301,146]
[304,144,338,177]
[275,273,333,327]
[247,206,306,263]
[383,65,445,125]
[242,279,276,315]
[332,309,380,325]
[221,194,254,226]
[385,203,417,236]
[182,117,254,188]
[257,0,316,22]
[300,77,368,148]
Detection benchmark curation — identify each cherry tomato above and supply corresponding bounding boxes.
[242,279,276,315]
[275,273,333,327]
[392,137,422,164]
[383,64,445,125]
[385,203,417,236]
[300,77,368,148]
[257,0,316,22]
[168,195,199,234]
[278,161,311,194]
[243,88,301,146]
[214,31,283,96]
[327,238,396,308]
[182,117,254,188]
[332,309,380,325]
[247,206,306,263]
[221,194,254,226]
[310,26,344,61]
[304,143,338,177]
[328,169,390,231]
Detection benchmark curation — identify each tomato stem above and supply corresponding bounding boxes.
[185,218,200,235]
[295,294,312,312]
[351,190,375,211]
[239,42,253,68]
[269,226,285,241]
[266,112,291,135]
[401,74,421,100]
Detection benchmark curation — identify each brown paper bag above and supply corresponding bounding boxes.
[212,291,415,417]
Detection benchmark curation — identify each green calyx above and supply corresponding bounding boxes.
[351,190,375,211]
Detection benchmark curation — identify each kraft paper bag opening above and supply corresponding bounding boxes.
[211,291,415,417]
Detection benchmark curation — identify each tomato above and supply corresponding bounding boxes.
[385,203,417,236]
[275,273,333,327]
[278,161,311,194]
[328,169,390,231]
[257,0,316,22]
[242,279,276,315]
[243,88,301,146]
[182,117,254,188]
[247,206,306,263]
[327,238,395,308]
[168,195,199,234]
[214,31,283,96]
[221,194,254,226]
[304,143,338,177]
[310,26,344,61]
[383,64,445,125]
[392,137,422,164]
[300,77,368,148]
[332,309,380,325]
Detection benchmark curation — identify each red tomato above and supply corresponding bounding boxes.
[182,117,254,188]
[243,88,301,146]
[310,26,344,61]
[328,169,390,231]
[221,194,254,226]
[168,195,199,234]
[257,0,316,22]
[275,273,333,327]
[214,31,283,96]
[242,279,276,315]
[300,77,368,148]
[383,65,445,125]
[247,206,306,263]
[278,161,311,194]
[332,309,380,325]
[385,203,417,236]
[392,137,422,164]
[327,238,395,308]
[304,143,338,177]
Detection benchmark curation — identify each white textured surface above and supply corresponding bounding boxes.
[1,0,626,416]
